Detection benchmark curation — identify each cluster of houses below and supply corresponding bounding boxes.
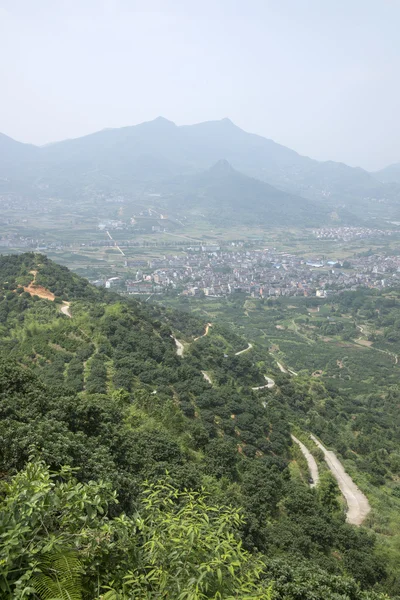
[100,247,400,298]
[312,226,399,242]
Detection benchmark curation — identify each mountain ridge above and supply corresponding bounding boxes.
[1,117,399,223]
[374,162,400,184]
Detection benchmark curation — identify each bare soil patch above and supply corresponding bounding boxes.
[356,338,373,347]
[23,270,55,301]
[24,284,55,301]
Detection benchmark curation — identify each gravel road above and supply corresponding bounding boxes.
[252,376,275,391]
[202,371,212,384]
[171,336,184,356]
[61,302,72,318]
[235,343,253,356]
[310,434,371,525]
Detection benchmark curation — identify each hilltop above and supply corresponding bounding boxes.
[156,159,331,227]
[375,163,400,184]
[0,253,394,599]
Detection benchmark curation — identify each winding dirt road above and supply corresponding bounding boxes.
[235,342,253,356]
[194,323,212,341]
[310,435,371,525]
[252,376,275,391]
[291,435,319,487]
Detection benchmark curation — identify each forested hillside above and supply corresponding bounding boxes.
[0,253,395,599]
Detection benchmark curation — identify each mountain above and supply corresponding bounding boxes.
[1,118,399,223]
[0,132,39,172]
[374,163,400,184]
[157,159,333,227]
[0,253,392,599]
[36,117,386,203]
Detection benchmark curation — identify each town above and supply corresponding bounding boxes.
[96,246,400,298]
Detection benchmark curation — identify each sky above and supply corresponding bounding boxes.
[0,0,399,170]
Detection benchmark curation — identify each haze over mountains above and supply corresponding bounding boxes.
[1,117,400,226]
[375,163,400,184]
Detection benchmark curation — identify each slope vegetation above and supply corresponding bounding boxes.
[0,253,392,599]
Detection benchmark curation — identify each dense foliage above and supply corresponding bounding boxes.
[0,254,396,599]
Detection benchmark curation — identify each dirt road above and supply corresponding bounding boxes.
[24,270,55,301]
[310,435,370,525]
[61,302,72,318]
[106,230,125,256]
[252,376,275,391]
[291,435,319,487]
[171,336,184,357]
[202,371,212,384]
[235,343,253,356]
[194,323,212,341]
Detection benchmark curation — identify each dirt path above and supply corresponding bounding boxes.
[171,336,184,357]
[235,342,253,356]
[276,361,288,373]
[252,376,275,391]
[354,326,398,364]
[202,371,212,384]
[291,435,319,487]
[194,323,212,341]
[106,230,125,256]
[23,270,55,301]
[373,346,398,365]
[61,302,72,318]
[163,232,202,242]
[310,434,371,525]
[291,319,315,344]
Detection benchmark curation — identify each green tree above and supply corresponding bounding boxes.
[0,460,136,599]
[105,479,266,599]
[317,471,341,514]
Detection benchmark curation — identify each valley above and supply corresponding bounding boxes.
[1,118,400,599]
[3,2,400,596]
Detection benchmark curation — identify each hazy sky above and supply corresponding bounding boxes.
[1,0,399,170]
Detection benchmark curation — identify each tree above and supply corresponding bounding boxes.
[0,459,136,599]
[104,479,267,599]
[317,472,341,514]
[0,460,267,600]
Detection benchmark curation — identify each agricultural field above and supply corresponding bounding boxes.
[153,288,400,581]
[155,291,400,396]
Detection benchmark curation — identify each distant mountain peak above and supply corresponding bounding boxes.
[142,116,177,128]
[220,117,235,126]
[374,162,400,184]
[209,158,234,174]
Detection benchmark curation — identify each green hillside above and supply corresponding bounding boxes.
[0,253,395,599]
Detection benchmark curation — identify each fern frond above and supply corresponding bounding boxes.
[31,550,84,600]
